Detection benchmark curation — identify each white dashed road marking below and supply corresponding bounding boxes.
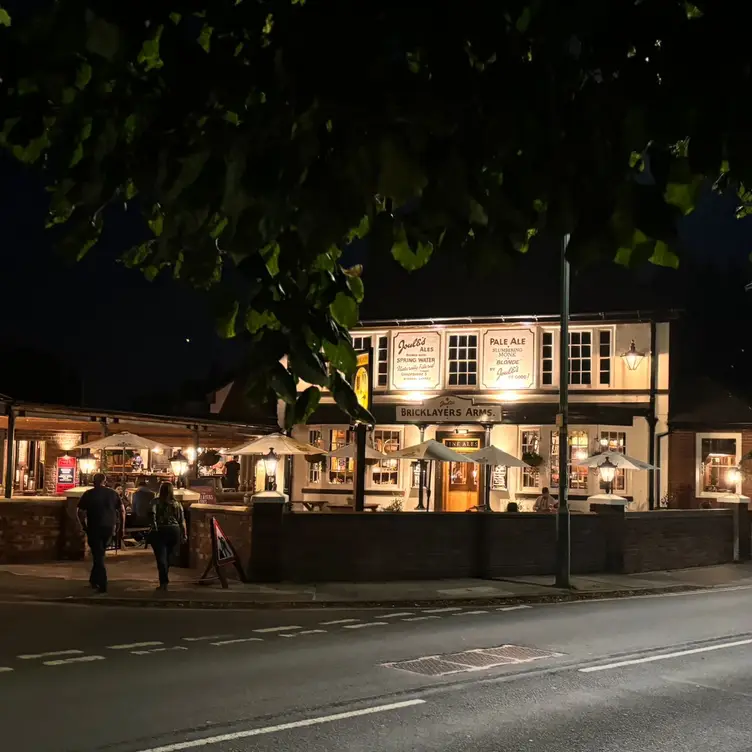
[183,635,234,642]
[453,610,489,616]
[132,647,188,656]
[108,642,163,650]
[254,626,301,634]
[44,656,105,666]
[18,650,84,660]
[320,619,359,626]
[423,607,462,614]
[497,605,532,612]
[211,638,264,647]
[380,612,414,619]
[0,667,13,673]
[344,622,388,630]
[402,616,440,622]
[297,630,327,636]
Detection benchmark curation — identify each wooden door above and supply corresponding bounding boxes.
[440,436,482,512]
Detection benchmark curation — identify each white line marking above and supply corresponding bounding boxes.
[380,612,414,618]
[298,629,326,636]
[423,607,462,614]
[108,641,163,650]
[0,667,13,673]
[133,699,426,751]
[344,622,388,630]
[131,647,188,655]
[497,605,532,612]
[452,610,489,616]
[320,618,359,625]
[44,655,105,666]
[210,638,263,647]
[579,638,752,673]
[18,649,84,660]
[402,616,440,622]
[183,635,233,642]
[254,626,301,634]
[562,584,752,607]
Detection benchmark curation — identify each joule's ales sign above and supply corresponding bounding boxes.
[392,331,441,390]
[481,328,535,389]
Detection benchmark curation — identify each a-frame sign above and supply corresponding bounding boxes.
[200,516,247,588]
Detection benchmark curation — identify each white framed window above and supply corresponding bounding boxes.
[598,330,613,386]
[353,332,389,389]
[371,429,401,485]
[307,429,323,484]
[447,332,478,387]
[539,327,614,388]
[568,331,592,386]
[541,331,555,386]
[328,428,354,484]
[696,432,742,497]
[599,431,626,492]
[550,429,589,491]
[520,428,541,489]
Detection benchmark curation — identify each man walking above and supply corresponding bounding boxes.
[77,473,125,593]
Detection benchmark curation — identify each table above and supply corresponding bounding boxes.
[301,500,329,512]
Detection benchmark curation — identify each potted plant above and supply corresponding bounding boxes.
[522,451,545,468]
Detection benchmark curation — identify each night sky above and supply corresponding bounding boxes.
[3,151,752,412]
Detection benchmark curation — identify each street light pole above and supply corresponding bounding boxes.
[555,234,571,588]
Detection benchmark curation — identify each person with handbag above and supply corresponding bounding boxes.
[149,482,187,591]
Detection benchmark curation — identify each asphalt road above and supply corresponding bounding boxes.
[1,585,751,752]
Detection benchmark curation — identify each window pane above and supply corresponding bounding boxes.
[521,430,541,488]
[700,438,737,493]
[328,429,354,484]
[372,430,401,485]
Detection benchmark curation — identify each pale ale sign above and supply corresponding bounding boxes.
[392,331,441,390]
[482,328,535,389]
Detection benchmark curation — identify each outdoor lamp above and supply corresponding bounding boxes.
[263,448,279,491]
[78,454,97,478]
[622,340,646,371]
[727,467,742,485]
[170,450,189,478]
[598,458,618,494]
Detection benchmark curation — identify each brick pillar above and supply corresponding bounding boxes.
[668,431,696,508]
[719,499,751,562]
[592,504,626,572]
[43,433,80,495]
[249,498,285,582]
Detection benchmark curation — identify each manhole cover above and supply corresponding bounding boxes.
[382,644,563,677]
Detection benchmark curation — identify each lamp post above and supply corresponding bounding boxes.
[263,449,279,491]
[598,458,618,496]
[170,450,189,488]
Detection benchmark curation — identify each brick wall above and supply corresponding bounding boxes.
[43,433,81,495]
[668,430,696,508]
[623,510,734,573]
[188,503,252,578]
[0,499,85,564]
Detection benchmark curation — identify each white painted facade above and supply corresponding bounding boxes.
[288,316,671,512]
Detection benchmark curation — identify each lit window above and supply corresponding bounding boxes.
[448,334,478,386]
[372,429,401,485]
[328,429,353,484]
[599,431,626,491]
[307,430,322,484]
[700,437,738,494]
[541,332,554,386]
[569,331,592,385]
[521,429,541,489]
[550,430,589,490]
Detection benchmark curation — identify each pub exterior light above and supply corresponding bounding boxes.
[726,467,742,485]
[170,450,189,477]
[263,449,279,491]
[598,458,618,494]
[622,339,646,371]
[78,454,97,478]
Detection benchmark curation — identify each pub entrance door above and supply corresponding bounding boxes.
[437,433,483,511]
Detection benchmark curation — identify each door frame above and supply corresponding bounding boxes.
[434,430,485,512]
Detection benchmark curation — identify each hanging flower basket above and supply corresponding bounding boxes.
[522,451,545,468]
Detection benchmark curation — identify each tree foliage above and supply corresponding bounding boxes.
[0,0,747,420]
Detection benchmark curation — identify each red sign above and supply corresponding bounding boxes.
[193,484,217,505]
[56,455,77,495]
[199,516,246,588]
[212,518,235,563]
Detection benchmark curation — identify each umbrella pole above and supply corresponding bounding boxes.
[484,465,492,512]
[122,446,126,489]
[416,426,426,510]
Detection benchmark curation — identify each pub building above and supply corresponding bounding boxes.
[291,311,672,511]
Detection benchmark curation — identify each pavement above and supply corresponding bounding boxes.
[1,581,751,751]
[2,552,752,608]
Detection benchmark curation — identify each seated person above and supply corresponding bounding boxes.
[130,481,155,525]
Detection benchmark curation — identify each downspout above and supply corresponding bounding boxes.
[655,431,670,508]
[648,319,659,509]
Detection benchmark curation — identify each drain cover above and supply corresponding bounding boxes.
[382,644,563,677]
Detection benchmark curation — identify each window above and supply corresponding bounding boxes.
[307,430,322,484]
[600,431,626,492]
[328,429,354,484]
[448,333,478,386]
[520,429,541,489]
[599,331,612,386]
[698,435,740,495]
[352,335,372,353]
[377,335,389,388]
[372,429,401,485]
[541,332,554,386]
[569,331,592,385]
[550,430,589,491]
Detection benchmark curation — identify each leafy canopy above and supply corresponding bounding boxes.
[0,0,746,421]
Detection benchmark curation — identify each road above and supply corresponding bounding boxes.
[1,585,751,751]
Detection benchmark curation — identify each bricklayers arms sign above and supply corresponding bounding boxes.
[396,395,502,423]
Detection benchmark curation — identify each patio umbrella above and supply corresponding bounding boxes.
[223,433,326,456]
[390,439,476,463]
[467,445,529,468]
[74,432,171,486]
[574,450,656,470]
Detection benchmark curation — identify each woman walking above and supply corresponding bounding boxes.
[150,482,187,591]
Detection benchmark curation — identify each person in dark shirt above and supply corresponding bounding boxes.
[77,473,125,593]
[223,456,240,490]
[131,481,155,524]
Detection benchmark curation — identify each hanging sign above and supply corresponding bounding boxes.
[481,328,536,390]
[392,331,441,390]
[199,516,247,588]
[353,349,373,412]
[396,395,502,423]
[56,455,77,494]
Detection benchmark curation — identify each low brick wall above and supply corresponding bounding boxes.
[623,510,734,573]
[0,498,85,563]
[189,503,252,577]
